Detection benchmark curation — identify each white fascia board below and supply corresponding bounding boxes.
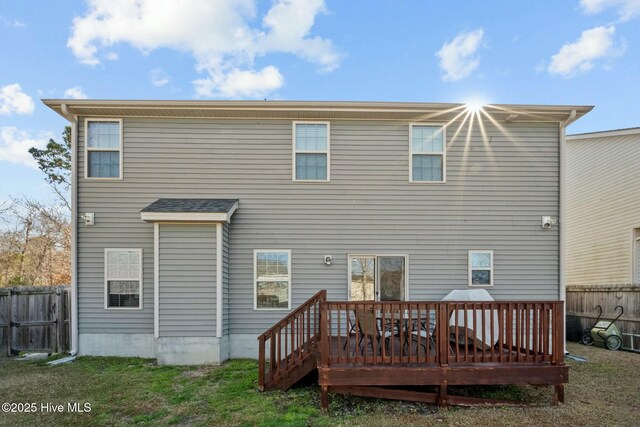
[141,202,239,223]
[567,127,640,140]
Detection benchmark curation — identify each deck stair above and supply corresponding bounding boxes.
[257,290,326,391]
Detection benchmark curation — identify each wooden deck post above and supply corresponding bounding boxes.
[319,301,329,410]
[258,335,265,391]
[438,380,448,408]
[437,303,449,367]
[321,385,329,411]
[556,302,565,365]
[319,302,328,367]
[553,384,564,405]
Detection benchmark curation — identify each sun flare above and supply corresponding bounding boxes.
[464,100,485,113]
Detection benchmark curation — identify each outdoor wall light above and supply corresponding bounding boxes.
[324,255,332,265]
[82,213,95,226]
[541,216,558,229]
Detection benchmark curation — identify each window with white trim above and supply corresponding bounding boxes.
[410,124,445,182]
[105,248,142,308]
[86,119,122,179]
[469,250,493,287]
[255,250,291,309]
[293,122,329,181]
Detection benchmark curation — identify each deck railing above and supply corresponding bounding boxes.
[258,290,326,390]
[319,300,564,367]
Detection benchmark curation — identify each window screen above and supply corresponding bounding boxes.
[87,120,121,178]
[105,249,142,308]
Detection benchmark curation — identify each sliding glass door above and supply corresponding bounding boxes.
[349,255,406,301]
[349,256,375,301]
[378,256,406,301]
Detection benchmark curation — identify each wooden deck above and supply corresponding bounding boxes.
[258,292,567,409]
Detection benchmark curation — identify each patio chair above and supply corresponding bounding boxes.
[355,307,393,356]
[342,310,358,350]
[407,319,437,353]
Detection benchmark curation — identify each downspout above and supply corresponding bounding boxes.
[61,103,79,356]
[559,109,576,354]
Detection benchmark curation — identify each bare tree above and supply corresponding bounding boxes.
[0,198,70,287]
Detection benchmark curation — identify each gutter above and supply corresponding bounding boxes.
[559,109,576,354]
[60,103,79,356]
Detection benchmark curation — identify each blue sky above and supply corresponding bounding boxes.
[1,0,639,203]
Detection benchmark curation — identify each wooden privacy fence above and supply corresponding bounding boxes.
[566,285,640,351]
[0,286,70,357]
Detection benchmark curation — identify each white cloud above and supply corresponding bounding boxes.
[436,28,484,82]
[104,52,119,61]
[67,0,340,98]
[63,86,89,99]
[0,16,25,28]
[0,84,35,115]
[580,0,640,21]
[150,68,170,87]
[548,25,622,76]
[0,127,51,168]
[194,66,284,98]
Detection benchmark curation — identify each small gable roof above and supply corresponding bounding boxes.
[140,198,238,222]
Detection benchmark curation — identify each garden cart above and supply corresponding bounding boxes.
[580,305,624,350]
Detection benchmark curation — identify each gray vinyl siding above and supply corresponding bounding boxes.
[567,133,640,285]
[158,224,216,337]
[76,117,560,335]
[222,223,230,336]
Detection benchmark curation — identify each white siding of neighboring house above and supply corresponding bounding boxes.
[567,130,640,285]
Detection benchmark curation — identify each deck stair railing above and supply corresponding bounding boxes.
[257,290,326,391]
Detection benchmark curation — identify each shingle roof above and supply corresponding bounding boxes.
[141,198,239,213]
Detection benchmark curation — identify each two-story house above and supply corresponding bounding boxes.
[44,100,591,365]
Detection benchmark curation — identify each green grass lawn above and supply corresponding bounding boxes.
[0,342,638,427]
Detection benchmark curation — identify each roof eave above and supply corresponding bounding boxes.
[567,127,640,140]
[41,99,593,124]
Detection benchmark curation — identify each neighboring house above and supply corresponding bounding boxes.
[44,100,591,365]
[566,127,640,285]
[565,127,640,350]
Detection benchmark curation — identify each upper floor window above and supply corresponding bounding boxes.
[293,122,329,181]
[410,124,445,183]
[468,250,493,287]
[86,119,122,179]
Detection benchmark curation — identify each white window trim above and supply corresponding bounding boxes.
[468,250,494,287]
[347,254,410,301]
[84,118,124,180]
[254,249,292,311]
[292,121,331,182]
[632,226,640,283]
[634,237,640,284]
[104,248,143,310]
[409,123,446,184]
